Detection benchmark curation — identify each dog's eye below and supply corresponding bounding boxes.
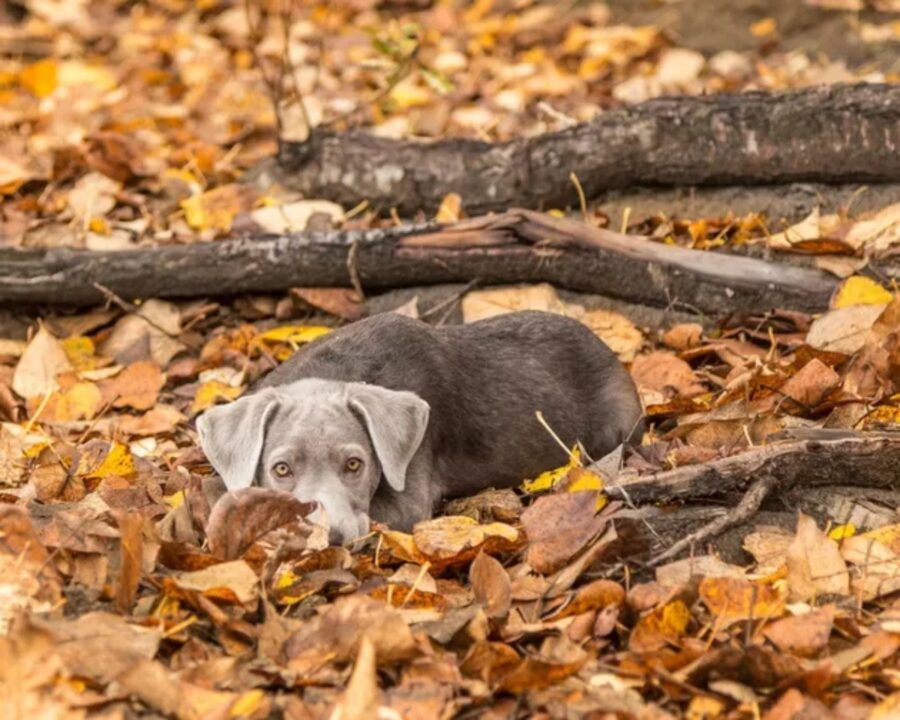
[272,461,292,478]
[345,458,363,473]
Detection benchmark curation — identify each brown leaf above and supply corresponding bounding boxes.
[546,579,625,620]
[469,551,511,618]
[12,325,72,400]
[662,323,703,350]
[763,605,835,658]
[115,404,185,436]
[206,487,317,560]
[699,576,786,627]
[0,427,26,487]
[786,513,850,601]
[37,611,161,684]
[291,287,363,321]
[460,640,521,684]
[100,360,165,410]
[284,596,418,673]
[630,351,705,402]
[522,492,606,574]
[780,358,840,407]
[497,636,588,693]
[331,636,380,720]
[411,515,520,565]
[174,560,259,605]
[629,599,690,653]
[0,507,62,629]
[113,510,143,613]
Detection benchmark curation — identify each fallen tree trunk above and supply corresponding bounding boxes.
[0,209,843,312]
[278,84,900,215]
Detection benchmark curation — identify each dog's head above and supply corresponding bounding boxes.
[197,379,430,544]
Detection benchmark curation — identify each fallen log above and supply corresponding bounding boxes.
[608,429,900,564]
[278,84,900,215]
[0,209,842,312]
[611,429,900,505]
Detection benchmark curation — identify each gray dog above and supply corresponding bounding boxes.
[197,311,643,544]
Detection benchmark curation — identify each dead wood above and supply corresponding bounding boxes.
[0,208,845,312]
[277,84,900,215]
[603,430,900,564]
[611,429,900,506]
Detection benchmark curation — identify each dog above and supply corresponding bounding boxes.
[197,311,643,544]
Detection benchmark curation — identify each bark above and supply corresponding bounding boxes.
[277,84,900,215]
[0,209,843,313]
[610,429,900,506]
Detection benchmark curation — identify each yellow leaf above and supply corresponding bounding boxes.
[77,441,135,479]
[163,490,185,509]
[181,184,257,232]
[522,447,581,493]
[750,17,776,37]
[20,58,58,98]
[229,689,266,718]
[88,217,109,235]
[62,336,96,371]
[191,381,243,414]
[566,467,607,511]
[863,404,900,427]
[828,523,856,541]
[831,275,893,309]
[435,192,462,223]
[58,60,117,92]
[388,78,431,110]
[860,522,900,552]
[256,325,331,345]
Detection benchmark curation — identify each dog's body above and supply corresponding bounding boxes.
[198,311,643,543]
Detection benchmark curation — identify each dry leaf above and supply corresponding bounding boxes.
[629,600,690,653]
[806,304,886,355]
[250,199,344,233]
[412,516,519,564]
[206,488,317,560]
[662,323,703,351]
[470,551,512,618]
[763,605,834,657]
[780,358,840,407]
[115,405,185,436]
[102,360,165,410]
[285,595,417,672]
[699,576,786,627]
[291,287,363,321]
[579,308,643,362]
[521,492,606,574]
[786,513,850,601]
[331,636,380,720]
[630,351,705,401]
[174,559,259,605]
[12,325,72,399]
[831,275,893,309]
[113,510,143,612]
[461,284,570,323]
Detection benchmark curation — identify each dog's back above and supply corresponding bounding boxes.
[257,311,643,496]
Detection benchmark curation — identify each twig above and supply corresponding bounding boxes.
[420,279,479,321]
[92,283,180,339]
[646,474,777,567]
[346,238,365,301]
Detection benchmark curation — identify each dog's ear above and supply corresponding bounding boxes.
[347,384,430,493]
[196,390,279,492]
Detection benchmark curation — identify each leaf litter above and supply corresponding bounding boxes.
[2,0,900,716]
[0,279,898,717]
